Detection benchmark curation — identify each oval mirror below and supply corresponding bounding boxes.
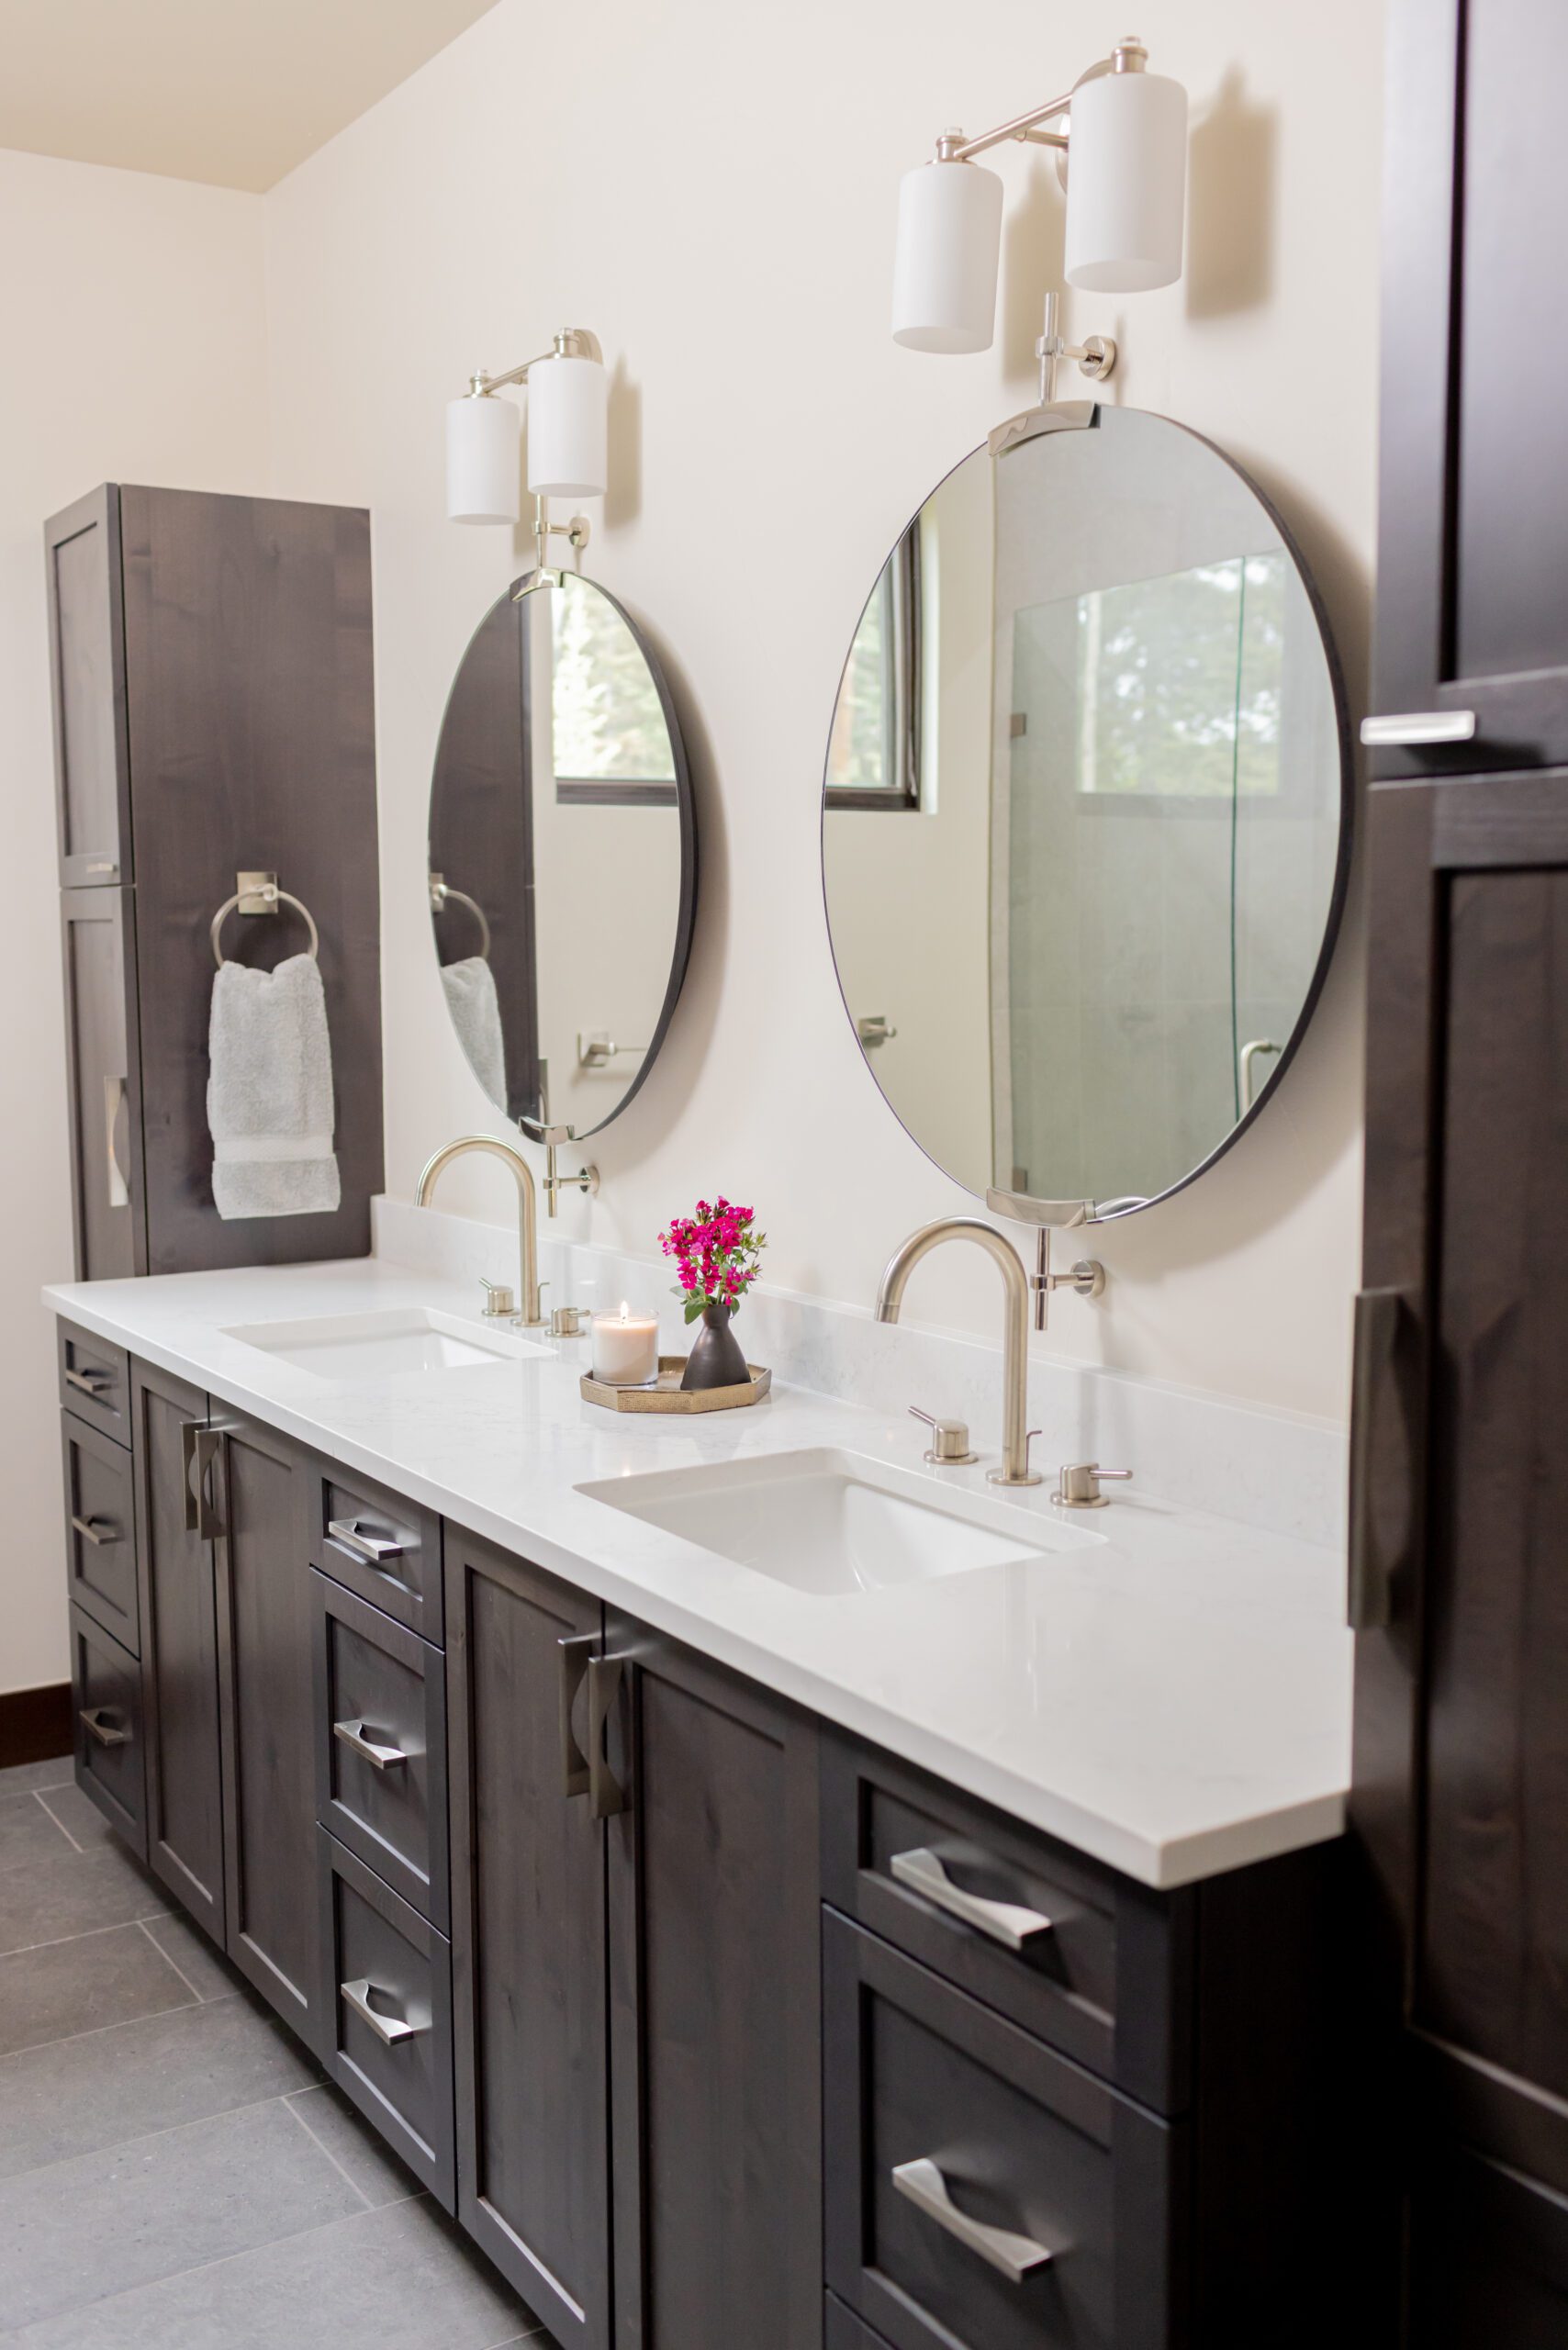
[429,571,695,1137]
[822,405,1350,1220]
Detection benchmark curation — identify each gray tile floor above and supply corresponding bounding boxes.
[0,1757,541,2347]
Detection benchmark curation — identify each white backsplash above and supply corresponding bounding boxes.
[373,1196,1349,1550]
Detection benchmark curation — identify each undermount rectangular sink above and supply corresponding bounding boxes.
[222,1307,552,1380]
[577,1447,1099,1598]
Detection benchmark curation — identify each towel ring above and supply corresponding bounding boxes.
[429,875,492,959]
[210,887,319,969]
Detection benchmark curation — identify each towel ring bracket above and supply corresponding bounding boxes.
[211,872,320,968]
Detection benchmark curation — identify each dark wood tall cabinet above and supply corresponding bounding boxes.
[1352,0,1568,2332]
[46,483,383,1278]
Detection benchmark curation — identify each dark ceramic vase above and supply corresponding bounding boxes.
[680,1303,750,1392]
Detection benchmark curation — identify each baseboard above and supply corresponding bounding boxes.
[0,1682,73,1770]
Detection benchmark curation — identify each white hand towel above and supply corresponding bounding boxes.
[207,952,342,1219]
[440,956,509,1107]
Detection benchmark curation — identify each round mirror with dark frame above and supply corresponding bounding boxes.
[429,569,696,1141]
[822,403,1351,1223]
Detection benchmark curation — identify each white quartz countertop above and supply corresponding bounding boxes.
[45,1257,1354,1892]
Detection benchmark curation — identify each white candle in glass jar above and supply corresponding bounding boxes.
[591,1300,659,1386]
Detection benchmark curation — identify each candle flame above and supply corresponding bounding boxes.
[619,1300,629,1322]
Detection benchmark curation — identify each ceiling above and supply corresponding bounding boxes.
[0,0,498,191]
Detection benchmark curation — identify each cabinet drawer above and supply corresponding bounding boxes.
[70,1604,146,1857]
[822,1732,1188,2111]
[309,1462,442,1646]
[824,1912,1181,2350]
[62,1410,139,1652]
[312,1572,448,1931]
[57,1321,130,1447]
[317,1830,455,2210]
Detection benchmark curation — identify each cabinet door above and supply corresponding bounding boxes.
[212,1413,323,2045]
[602,1613,823,2350]
[60,887,143,1281]
[445,1529,610,2350]
[1350,777,1568,2318]
[1409,2144,1568,2346]
[131,1360,225,1941]
[45,485,131,888]
[1371,0,1568,775]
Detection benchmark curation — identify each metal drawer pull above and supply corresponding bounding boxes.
[64,1366,112,1396]
[339,1977,427,2045]
[890,1847,1053,1951]
[1360,710,1476,746]
[80,1707,130,1749]
[181,1422,223,1539]
[891,2158,1058,2282]
[332,1718,409,1771]
[558,1634,595,1800]
[70,1514,120,1547]
[327,1517,407,1566]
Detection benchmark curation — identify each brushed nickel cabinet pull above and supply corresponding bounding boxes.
[80,1707,130,1749]
[332,1718,409,1771]
[587,1654,628,1819]
[64,1365,111,1396]
[558,1634,595,1800]
[1360,710,1477,746]
[340,1977,426,2045]
[327,1517,406,1566]
[70,1514,119,1548]
[891,2157,1058,2281]
[181,1422,222,1539]
[890,1846,1053,1951]
[103,1075,129,1209]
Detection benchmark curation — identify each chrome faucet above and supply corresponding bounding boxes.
[876,1218,1042,1487]
[416,1134,545,1326]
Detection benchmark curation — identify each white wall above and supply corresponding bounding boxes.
[261,0,1380,1427]
[0,150,267,1695]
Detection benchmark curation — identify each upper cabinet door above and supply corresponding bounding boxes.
[60,886,143,1281]
[46,486,132,887]
[1370,0,1568,778]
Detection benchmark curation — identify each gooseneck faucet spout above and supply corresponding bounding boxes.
[876,1217,1042,1487]
[416,1134,545,1326]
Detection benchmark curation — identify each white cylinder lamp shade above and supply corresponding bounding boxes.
[446,394,521,524]
[526,352,609,500]
[891,158,1004,353]
[1064,68,1187,293]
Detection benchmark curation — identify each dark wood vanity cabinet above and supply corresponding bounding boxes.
[45,483,384,1277]
[443,1532,824,2350]
[64,1333,1371,2350]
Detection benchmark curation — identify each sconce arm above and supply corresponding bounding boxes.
[935,36,1148,165]
[467,327,605,399]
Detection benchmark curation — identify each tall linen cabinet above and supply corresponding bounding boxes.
[47,482,383,1277]
[1350,0,1568,2336]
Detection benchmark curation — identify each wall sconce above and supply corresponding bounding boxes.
[891,35,1187,354]
[445,327,609,524]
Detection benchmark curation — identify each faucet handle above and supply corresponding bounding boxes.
[1051,1461,1133,1508]
[908,1406,979,1466]
[479,1277,516,1319]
